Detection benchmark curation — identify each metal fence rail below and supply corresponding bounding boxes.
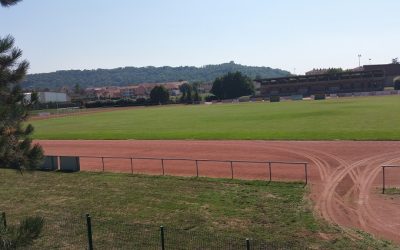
[45,155,309,184]
[381,165,400,194]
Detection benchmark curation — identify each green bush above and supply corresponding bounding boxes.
[314,94,326,100]
[85,99,116,108]
[0,216,44,249]
[115,98,136,107]
[204,94,218,102]
[269,96,280,102]
[394,80,400,90]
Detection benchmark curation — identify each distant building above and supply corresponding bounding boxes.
[85,86,121,99]
[256,70,385,97]
[39,92,70,103]
[363,64,400,87]
[252,81,261,96]
[120,86,138,98]
[24,92,70,103]
[84,81,188,99]
[120,81,186,98]
[197,82,213,93]
[58,86,71,94]
[163,82,186,96]
[306,64,400,87]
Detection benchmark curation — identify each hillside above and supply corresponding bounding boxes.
[22,62,290,90]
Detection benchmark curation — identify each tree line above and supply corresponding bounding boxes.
[22,61,290,90]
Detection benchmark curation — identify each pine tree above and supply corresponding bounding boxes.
[1,1,45,247]
[0,35,43,170]
[0,0,22,7]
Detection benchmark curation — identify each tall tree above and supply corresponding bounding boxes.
[192,82,201,102]
[0,35,43,170]
[392,58,399,64]
[179,83,194,104]
[1,1,44,248]
[211,72,254,100]
[150,85,169,104]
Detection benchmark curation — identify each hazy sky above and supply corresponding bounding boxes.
[1,0,399,74]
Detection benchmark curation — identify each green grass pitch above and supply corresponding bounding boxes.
[30,95,400,140]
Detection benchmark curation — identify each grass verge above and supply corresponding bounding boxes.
[0,169,396,249]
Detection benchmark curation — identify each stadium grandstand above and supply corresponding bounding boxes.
[255,63,400,97]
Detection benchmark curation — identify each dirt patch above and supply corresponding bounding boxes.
[36,140,400,244]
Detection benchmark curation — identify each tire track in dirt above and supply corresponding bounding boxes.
[357,155,400,239]
[274,144,400,242]
[303,150,400,242]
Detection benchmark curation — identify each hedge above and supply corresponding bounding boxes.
[270,96,280,102]
[314,94,326,100]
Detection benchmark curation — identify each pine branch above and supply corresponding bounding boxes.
[0,35,14,54]
[0,34,43,171]
[0,0,22,7]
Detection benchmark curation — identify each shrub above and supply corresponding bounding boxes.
[269,96,280,102]
[85,99,116,108]
[238,96,251,102]
[115,98,136,107]
[0,216,44,249]
[135,98,146,105]
[204,94,218,102]
[394,80,400,90]
[314,94,326,100]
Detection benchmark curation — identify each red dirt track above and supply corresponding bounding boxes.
[37,140,400,243]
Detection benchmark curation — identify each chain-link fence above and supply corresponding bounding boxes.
[1,212,307,250]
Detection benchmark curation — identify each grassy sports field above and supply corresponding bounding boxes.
[30,95,400,140]
[0,169,394,249]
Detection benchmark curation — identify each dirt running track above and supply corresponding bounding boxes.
[37,140,400,244]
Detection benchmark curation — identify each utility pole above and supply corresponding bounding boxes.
[358,54,362,67]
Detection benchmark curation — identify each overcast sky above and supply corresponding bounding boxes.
[1,0,399,74]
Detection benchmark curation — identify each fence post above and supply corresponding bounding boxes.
[230,161,234,179]
[246,238,250,250]
[161,159,165,176]
[268,162,272,182]
[1,212,6,229]
[130,158,134,174]
[160,226,165,250]
[195,160,199,177]
[305,163,308,185]
[382,166,385,194]
[101,157,105,172]
[86,214,94,250]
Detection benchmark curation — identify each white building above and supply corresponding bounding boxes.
[24,92,70,103]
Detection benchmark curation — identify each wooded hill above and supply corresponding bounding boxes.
[22,62,290,90]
